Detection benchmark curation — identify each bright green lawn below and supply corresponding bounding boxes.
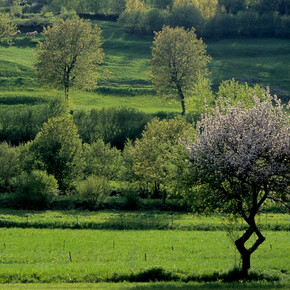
[0,229,289,283]
[0,21,289,115]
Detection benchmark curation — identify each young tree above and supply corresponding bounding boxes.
[0,142,20,192]
[29,113,83,192]
[82,139,123,181]
[130,117,191,208]
[0,13,17,44]
[150,26,211,115]
[35,17,104,103]
[183,90,289,276]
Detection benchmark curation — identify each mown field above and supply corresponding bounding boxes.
[0,228,289,283]
[0,210,289,287]
[0,20,289,116]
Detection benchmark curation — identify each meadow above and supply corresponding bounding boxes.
[0,210,288,286]
[0,228,289,284]
[0,209,289,231]
[0,20,289,116]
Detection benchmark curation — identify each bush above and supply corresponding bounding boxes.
[76,175,111,210]
[168,3,203,31]
[0,99,65,145]
[13,170,58,210]
[123,188,140,210]
[82,140,123,181]
[205,14,238,39]
[73,107,151,149]
[0,142,19,193]
[29,113,83,192]
[236,11,259,36]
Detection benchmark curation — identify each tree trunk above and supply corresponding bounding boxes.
[161,191,166,210]
[241,251,251,276]
[177,84,186,115]
[65,85,69,104]
[235,220,265,277]
[181,97,185,116]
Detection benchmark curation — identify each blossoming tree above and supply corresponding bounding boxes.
[184,90,289,276]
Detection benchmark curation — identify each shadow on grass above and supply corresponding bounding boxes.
[0,96,47,105]
[95,84,153,96]
[130,282,287,289]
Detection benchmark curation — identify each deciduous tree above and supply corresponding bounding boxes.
[130,117,191,208]
[0,13,17,44]
[150,26,211,115]
[35,17,104,103]
[29,113,83,192]
[183,90,289,276]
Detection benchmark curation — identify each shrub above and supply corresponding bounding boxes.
[29,113,83,192]
[76,175,111,209]
[13,170,58,210]
[0,98,65,145]
[0,142,19,193]
[123,188,140,210]
[74,107,150,149]
[82,140,123,181]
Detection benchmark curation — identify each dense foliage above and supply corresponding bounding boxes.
[35,17,104,102]
[150,26,211,115]
[0,0,289,38]
[0,12,16,43]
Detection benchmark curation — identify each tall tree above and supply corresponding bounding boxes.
[183,90,289,276]
[150,26,211,115]
[0,13,17,44]
[35,17,104,103]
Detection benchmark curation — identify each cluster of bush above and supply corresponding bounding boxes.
[2,80,280,212]
[119,5,290,38]
[0,94,188,210]
[1,0,289,38]
[0,115,189,210]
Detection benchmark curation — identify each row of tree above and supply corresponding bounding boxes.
[1,1,289,39]
[2,0,288,16]
[119,0,290,38]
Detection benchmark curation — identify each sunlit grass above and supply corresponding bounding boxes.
[0,228,288,283]
[0,22,289,116]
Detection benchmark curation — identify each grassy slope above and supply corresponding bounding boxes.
[0,21,289,115]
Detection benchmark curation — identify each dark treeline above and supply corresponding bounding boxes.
[1,0,289,39]
[119,0,290,38]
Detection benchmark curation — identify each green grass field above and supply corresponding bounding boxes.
[0,210,288,286]
[0,228,289,283]
[0,209,289,231]
[0,20,289,115]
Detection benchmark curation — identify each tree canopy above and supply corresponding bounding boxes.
[29,113,83,192]
[129,117,191,207]
[183,90,289,275]
[150,26,211,115]
[35,17,104,103]
[0,13,17,44]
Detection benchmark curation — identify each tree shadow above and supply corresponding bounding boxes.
[0,96,47,105]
